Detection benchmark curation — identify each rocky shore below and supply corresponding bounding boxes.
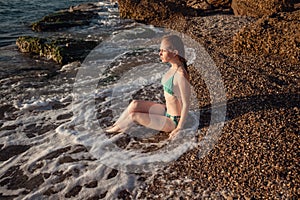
[5,0,299,199]
[118,0,299,199]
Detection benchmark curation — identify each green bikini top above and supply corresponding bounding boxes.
[162,68,178,96]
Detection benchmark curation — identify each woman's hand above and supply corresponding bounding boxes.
[169,128,181,139]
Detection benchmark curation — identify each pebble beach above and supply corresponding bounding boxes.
[135,13,299,199]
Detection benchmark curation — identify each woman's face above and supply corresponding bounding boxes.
[159,40,176,63]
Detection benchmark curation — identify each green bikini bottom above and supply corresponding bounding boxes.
[165,112,181,127]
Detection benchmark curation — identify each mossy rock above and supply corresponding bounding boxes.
[16,36,99,65]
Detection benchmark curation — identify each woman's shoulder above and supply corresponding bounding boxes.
[176,67,185,75]
[174,70,189,85]
[176,68,188,79]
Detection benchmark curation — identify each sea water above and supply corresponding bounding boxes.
[0,1,207,199]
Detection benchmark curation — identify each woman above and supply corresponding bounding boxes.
[106,35,191,139]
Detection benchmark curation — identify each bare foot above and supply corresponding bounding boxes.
[105,125,121,133]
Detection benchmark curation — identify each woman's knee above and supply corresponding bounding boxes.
[128,100,140,112]
[129,112,137,122]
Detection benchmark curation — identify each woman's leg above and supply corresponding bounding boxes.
[130,112,176,132]
[106,100,166,132]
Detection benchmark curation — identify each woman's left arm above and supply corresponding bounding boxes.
[169,74,191,138]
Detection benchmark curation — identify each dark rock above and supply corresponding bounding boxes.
[38,146,71,160]
[87,192,107,200]
[31,3,100,32]
[0,104,16,120]
[84,180,98,188]
[25,174,45,190]
[118,0,198,26]
[118,0,234,27]
[107,169,118,179]
[58,156,78,164]
[56,113,73,120]
[0,166,29,190]
[0,145,31,161]
[231,0,294,17]
[117,189,131,200]
[65,185,82,198]
[16,36,99,65]
[233,10,300,64]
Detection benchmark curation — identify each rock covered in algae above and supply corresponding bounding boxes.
[16,36,99,65]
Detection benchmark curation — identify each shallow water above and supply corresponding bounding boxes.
[0,0,100,47]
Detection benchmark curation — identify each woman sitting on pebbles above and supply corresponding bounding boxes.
[106,35,191,139]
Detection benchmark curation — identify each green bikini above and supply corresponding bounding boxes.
[162,69,181,127]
